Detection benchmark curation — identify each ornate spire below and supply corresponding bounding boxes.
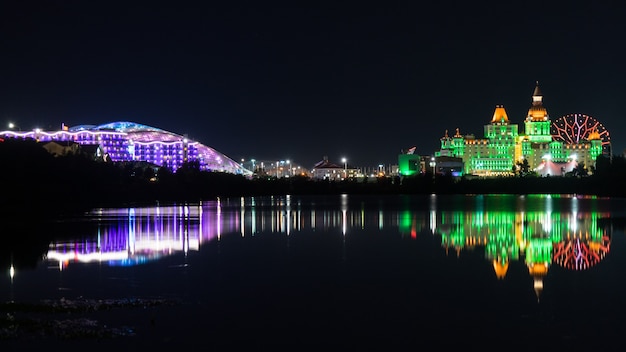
[527,81,548,121]
[533,80,542,97]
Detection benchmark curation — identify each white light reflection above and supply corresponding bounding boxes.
[341,194,348,235]
[543,195,553,233]
[9,261,14,302]
[296,199,302,231]
[241,197,246,237]
[570,197,578,233]
[251,197,257,235]
[429,194,437,233]
[286,195,292,236]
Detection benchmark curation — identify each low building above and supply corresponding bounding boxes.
[41,140,80,157]
[311,156,354,180]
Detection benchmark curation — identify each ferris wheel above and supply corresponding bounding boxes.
[551,113,611,154]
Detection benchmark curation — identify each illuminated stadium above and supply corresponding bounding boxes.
[0,121,252,176]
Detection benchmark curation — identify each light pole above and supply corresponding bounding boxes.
[8,122,20,131]
[342,158,347,179]
[430,157,436,180]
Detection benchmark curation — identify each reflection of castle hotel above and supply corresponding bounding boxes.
[430,196,611,300]
[399,83,607,177]
[1,121,252,175]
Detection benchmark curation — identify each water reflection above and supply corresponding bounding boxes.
[43,195,612,285]
[426,195,611,299]
[4,193,625,348]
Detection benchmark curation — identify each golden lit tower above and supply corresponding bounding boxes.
[523,81,552,143]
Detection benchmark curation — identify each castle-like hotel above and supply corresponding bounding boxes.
[399,82,608,177]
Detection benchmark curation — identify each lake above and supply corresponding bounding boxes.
[3,193,626,351]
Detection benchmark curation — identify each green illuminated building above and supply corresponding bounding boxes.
[400,82,606,177]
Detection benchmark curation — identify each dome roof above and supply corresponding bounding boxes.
[75,121,252,176]
[491,105,509,124]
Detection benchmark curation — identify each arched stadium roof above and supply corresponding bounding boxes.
[72,121,252,176]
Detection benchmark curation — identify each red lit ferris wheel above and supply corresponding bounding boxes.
[552,235,611,270]
[551,113,611,154]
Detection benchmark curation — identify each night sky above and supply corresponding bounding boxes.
[1,1,625,168]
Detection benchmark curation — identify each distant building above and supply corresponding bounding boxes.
[41,140,106,161]
[433,155,464,177]
[41,140,81,157]
[398,146,422,176]
[311,156,355,180]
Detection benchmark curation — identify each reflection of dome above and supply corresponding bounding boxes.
[553,236,611,270]
[528,263,548,301]
[492,260,509,279]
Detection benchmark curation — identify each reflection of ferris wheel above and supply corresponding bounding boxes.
[552,235,611,270]
[551,113,611,154]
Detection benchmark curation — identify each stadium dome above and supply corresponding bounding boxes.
[3,121,252,176]
[80,121,252,175]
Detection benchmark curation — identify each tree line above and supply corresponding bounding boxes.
[2,137,626,221]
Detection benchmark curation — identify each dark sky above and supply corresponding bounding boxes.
[1,1,625,168]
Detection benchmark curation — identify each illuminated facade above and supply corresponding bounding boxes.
[428,194,611,299]
[1,121,252,175]
[434,83,605,177]
[311,156,355,180]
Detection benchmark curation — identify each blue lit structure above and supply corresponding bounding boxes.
[1,121,252,175]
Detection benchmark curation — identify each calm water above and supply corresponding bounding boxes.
[3,193,626,350]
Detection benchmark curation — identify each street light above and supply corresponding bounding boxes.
[430,157,436,180]
[8,122,20,131]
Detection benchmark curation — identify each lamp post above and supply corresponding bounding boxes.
[430,157,436,180]
[8,122,20,131]
[341,158,347,179]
